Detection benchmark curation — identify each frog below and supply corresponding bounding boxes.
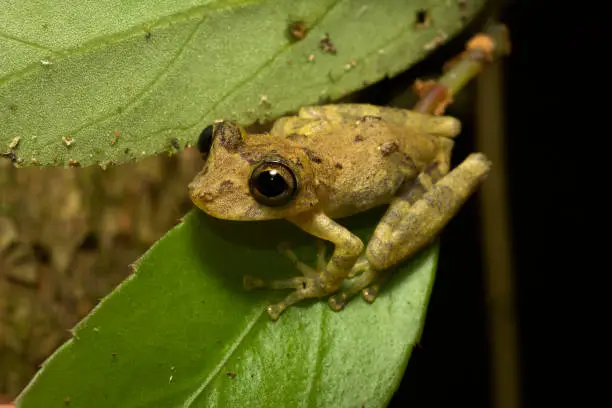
[188,104,491,320]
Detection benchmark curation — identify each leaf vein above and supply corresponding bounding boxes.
[306,308,326,407]
[35,14,206,153]
[0,32,59,53]
[142,0,343,141]
[0,0,265,85]
[182,307,265,407]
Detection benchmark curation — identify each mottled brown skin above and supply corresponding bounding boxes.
[188,104,491,320]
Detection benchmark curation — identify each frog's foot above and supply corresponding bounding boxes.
[362,270,393,303]
[244,274,332,320]
[243,241,333,320]
[328,266,393,310]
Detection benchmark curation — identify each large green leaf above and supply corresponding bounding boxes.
[0,0,484,168]
[17,209,439,407]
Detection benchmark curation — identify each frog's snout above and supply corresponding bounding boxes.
[188,180,214,204]
[187,181,197,196]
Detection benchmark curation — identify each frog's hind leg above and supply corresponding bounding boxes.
[329,153,491,310]
[327,161,446,309]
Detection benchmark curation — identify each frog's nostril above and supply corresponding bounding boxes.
[188,182,199,195]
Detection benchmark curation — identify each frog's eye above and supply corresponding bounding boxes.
[197,124,214,155]
[249,160,298,207]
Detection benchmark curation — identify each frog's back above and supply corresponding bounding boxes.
[294,117,453,218]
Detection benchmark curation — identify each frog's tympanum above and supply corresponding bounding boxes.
[188,104,491,320]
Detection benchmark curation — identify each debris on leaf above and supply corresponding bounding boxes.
[344,59,357,71]
[320,33,337,54]
[62,136,74,147]
[289,21,307,40]
[259,95,270,106]
[415,9,431,28]
[8,136,21,150]
[111,129,121,146]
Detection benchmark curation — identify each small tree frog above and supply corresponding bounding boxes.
[188,104,491,320]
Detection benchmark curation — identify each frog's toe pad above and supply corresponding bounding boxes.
[267,304,283,320]
[328,293,349,311]
[362,286,380,303]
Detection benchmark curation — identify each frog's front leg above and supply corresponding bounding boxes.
[330,153,491,309]
[246,211,364,320]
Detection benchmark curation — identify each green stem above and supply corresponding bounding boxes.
[413,23,510,115]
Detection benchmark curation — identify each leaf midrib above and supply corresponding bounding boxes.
[182,307,264,407]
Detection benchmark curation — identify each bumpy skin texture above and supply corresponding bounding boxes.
[189,104,491,320]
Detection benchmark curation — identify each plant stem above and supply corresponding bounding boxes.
[413,23,511,115]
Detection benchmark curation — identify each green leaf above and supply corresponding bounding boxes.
[1,0,485,167]
[17,209,439,408]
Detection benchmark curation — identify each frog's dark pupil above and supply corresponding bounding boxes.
[256,170,287,197]
[197,125,214,154]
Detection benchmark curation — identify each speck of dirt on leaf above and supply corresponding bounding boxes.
[40,57,54,66]
[68,159,80,167]
[289,21,307,40]
[145,31,152,40]
[320,33,337,54]
[1,151,17,162]
[62,136,74,147]
[8,136,20,150]
[415,9,431,28]
[344,59,357,71]
[307,54,316,62]
[259,95,271,106]
[111,129,120,145]
[99,160,113,170]
[226,371,237,379]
